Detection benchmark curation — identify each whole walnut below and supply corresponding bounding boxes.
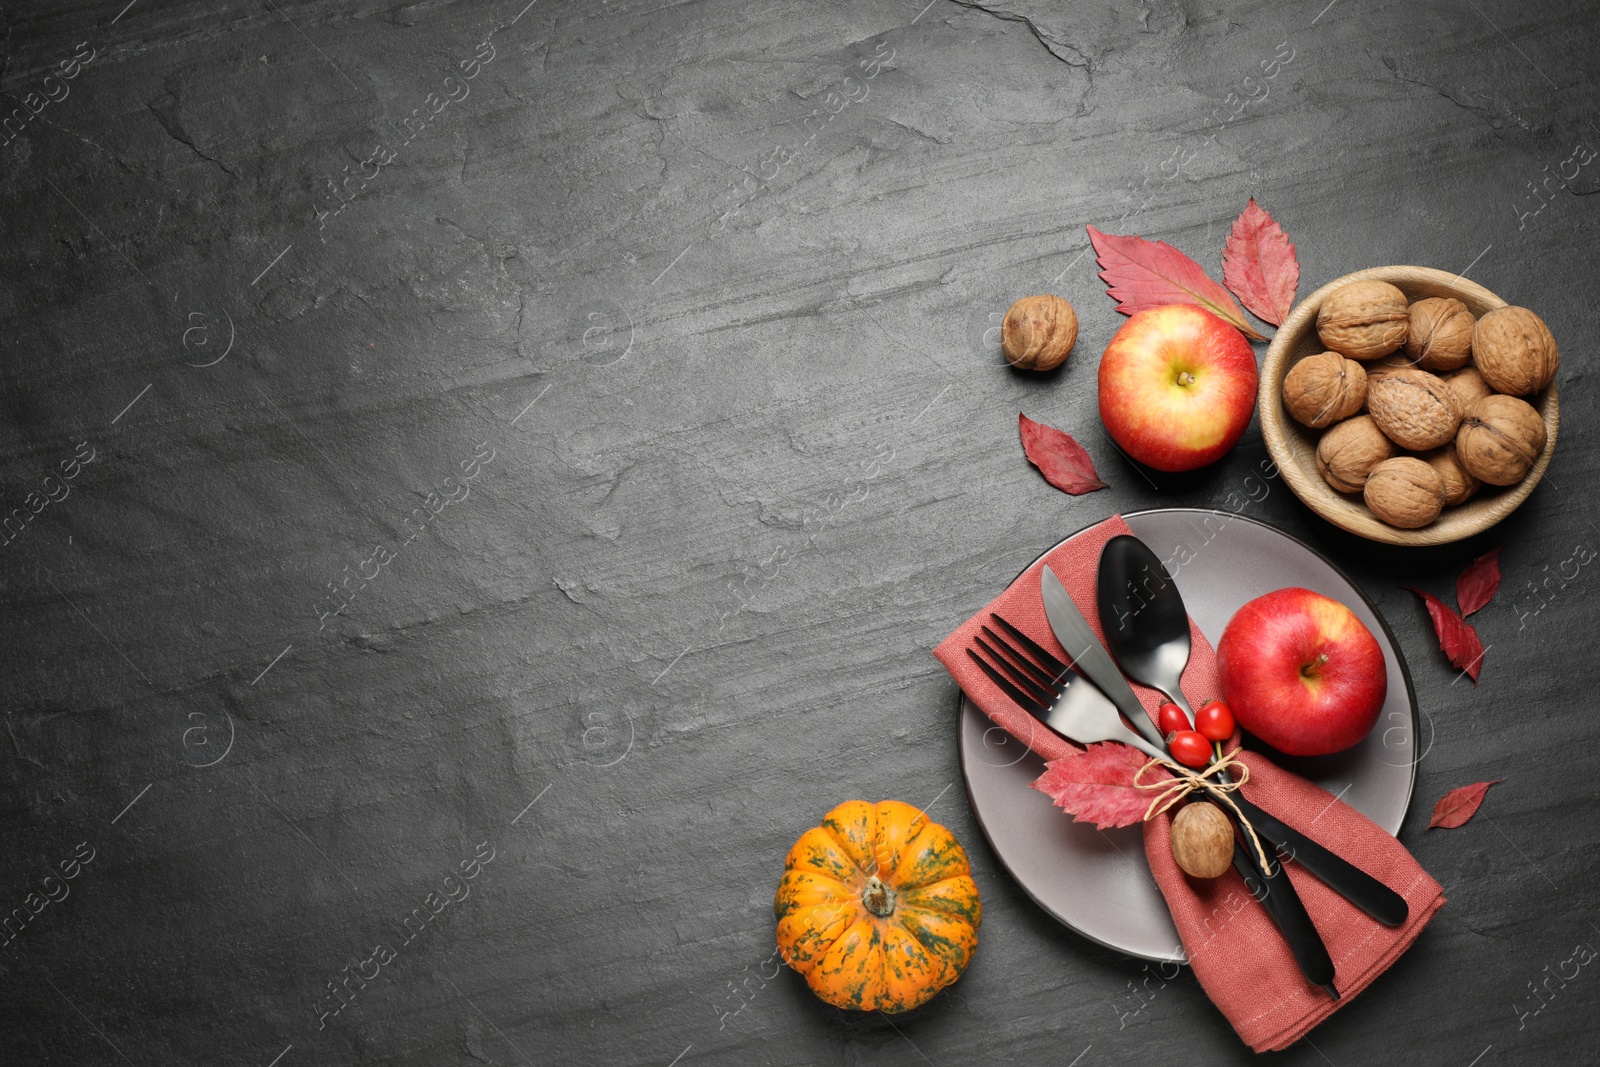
[1440,365,1492,411]
[1283,352,1367,428]
[1317,280,1409,360]
[1364,457,1445,529]
[1366,368,1462,450]
[1472,306,1558,395]
[1317,415,1396,493]
[1405,297,1475,372]
[1170,802,1233,879]
[1457,394,1548,486]
[1422,444,1480,506]
[1002,294,1078,371]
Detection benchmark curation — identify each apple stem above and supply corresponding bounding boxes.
[1302,652,1330,678]
[1176,371,1197,387]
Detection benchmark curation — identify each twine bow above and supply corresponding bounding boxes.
[1133,747,1275,873]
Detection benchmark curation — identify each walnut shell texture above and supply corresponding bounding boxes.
[1001,294,1078,371]
[1457,394,1548,486]
[1317,414,1396,493]
[1422,445,1480,506]
[1170,802,1233,880]
[1367,352,1417,373]
[1439,365,1492,411]
[1317,280,1409,360]
[1283,352,1367,428]
[1472,306,1558,395]
[1363,354,1421,395]
[1366,368,1462,450]
[1405,297,1475,372]
[1364,456,1445,529]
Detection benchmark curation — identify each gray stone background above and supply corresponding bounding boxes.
[1,0,1595,1063]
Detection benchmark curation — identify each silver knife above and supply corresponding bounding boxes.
[1040,564,1166,751]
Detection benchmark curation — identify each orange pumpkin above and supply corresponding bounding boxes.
[773,800,982,1012]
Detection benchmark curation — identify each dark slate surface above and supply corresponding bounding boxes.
[2,0,1596,1063]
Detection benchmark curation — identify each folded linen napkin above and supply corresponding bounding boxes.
[933,514,1445,1052]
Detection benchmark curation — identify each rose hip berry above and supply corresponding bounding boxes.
[1195,700,1236,743]
[1157,702,1189,738]
[1169,730,1212,769]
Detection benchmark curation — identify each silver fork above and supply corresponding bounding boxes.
[967,614,1166,762]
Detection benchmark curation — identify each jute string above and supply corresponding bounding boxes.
[1133,747,1275,873]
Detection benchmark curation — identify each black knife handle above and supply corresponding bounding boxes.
[1232,842,1338,998]
[1227,791,1409,928]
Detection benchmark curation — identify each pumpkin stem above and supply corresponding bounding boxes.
[861,876,897,917]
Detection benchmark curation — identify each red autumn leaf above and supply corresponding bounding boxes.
[1428,779,1503,829]
[1456,548,1502,617]
[1032,741,1156,830]
[1086,224,1265,341]
[1222,198,1300,326]
[1019,413,1107,495]
[1405,586,1486,683]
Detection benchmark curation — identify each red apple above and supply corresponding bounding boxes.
[1098,305,1258,472]
[1216,587,1387,756]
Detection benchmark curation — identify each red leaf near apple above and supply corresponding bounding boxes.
[1097,305,1260,473]
[1221,198,1300,327]
[1032,741,1155,830]
[1086,225,1265,340]
[1018,413,1108,495]
[1428,779,1502,829]
[1216,587,1387,756]
[1456,548,1503,618]
[1405,586,1486,683]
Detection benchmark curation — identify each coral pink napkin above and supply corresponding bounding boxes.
[933,515,1444,1052]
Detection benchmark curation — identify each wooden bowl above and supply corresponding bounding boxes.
[1260,266,1559,546]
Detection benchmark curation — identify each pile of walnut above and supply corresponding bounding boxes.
[1282,280,1557,529]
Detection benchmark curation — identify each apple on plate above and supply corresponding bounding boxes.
[1098,305,1259,472]
[1216,587,1387,757]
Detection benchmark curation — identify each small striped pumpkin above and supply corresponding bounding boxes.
[773,800,981,1012]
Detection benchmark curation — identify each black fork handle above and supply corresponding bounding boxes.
[1183,772,1339,995]
[1231,842,1338,998]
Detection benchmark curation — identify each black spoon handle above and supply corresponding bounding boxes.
[1232,842,1338,998]
[1227,791,1409,927]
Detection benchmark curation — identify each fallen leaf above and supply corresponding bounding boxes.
[1456,548,1503,618]
[1019,413,1108,495]
[1428,779,1503,829]
[1032,742,1156,830]
[1086,224,1265,341]
[1222,198,1299,326]
[1405,586,1486,683]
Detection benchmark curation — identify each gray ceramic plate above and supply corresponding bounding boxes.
[957,508,1420,964]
